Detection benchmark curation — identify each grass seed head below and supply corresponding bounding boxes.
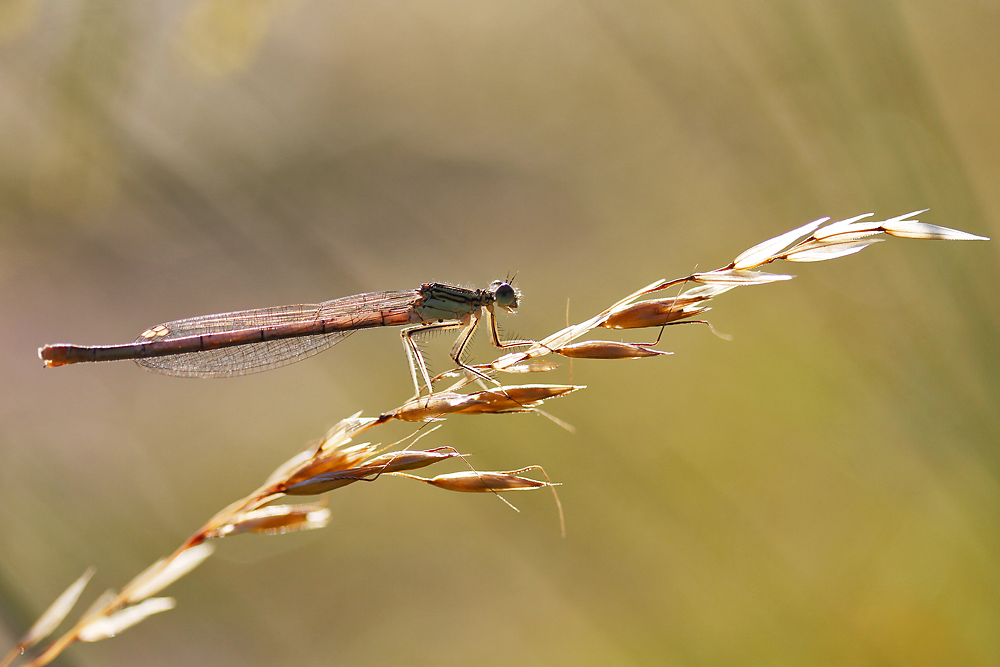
[78,598,177,643]
[881,219,990,241]
[554,340,670,359]
[692,269,794,285]
[423,470,551,493]
[812,213,878,239]
[283,465,380,495]
[732,217,829,269]
[452,384,584,414]
[392,393,483,422]
[498,359,561,373]
[603,298,710,329]
[392,385,583,421]
[362,448,465,473]
[19,567,96,650]
[281,441,380,488]
[284,449,469,495]
[121,543,215,605]
[206,503,331,537]
[783,238,883,262]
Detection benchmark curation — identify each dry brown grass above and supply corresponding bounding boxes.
[2,211,987,667]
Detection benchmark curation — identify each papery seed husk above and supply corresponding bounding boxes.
[315,414,379,457]
[320,442,381,471]
[78,598,176,642]
[210,504,331,537]
[812,213,876,239]
[677,284,736,299]
[498,359,560,373]
[21,567,96,647]
[393,386,582,421]
[555,341,669,359]
[272,435,379,489]
[78,589,117,626]
[363,449,464,472]
[283,466,381,495]
[453,396,537,414]
[881,221,990,241]
[794,230,882,247]
[784,239,882,262]
[283,442,380,487]
[427,471,549,492]
[453,384,583,414]
[691,269,793,285]
[122,543,214,605]
[285,450,467,496]
[602,298,708,329]
[732,217,828,269]
[263,449,316,489]
[393,393,483,422]
[485,384,583,403]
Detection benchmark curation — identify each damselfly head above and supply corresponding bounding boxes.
[489,280,519,312]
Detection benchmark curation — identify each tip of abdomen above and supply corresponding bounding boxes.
[39,344,69,367]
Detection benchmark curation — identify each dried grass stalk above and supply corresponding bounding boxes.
[8,211,987,667]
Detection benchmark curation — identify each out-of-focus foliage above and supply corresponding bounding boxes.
[1,1,997,665]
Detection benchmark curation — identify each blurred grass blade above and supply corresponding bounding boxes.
[122,543,214,605]
[20,567,96,649]
[78,598,176,642]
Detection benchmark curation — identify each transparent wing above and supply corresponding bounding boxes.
[132,290,420,378]
[136,332,356,377]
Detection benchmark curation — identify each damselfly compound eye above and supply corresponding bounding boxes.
[492,282,518,310]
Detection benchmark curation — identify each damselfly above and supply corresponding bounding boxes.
[38,281,527,393]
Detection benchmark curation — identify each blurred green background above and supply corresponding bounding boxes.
[2,1,998,665]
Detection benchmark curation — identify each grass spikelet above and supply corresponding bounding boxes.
[362,448,467,473]
[413,469,552,492]
[554,340,670,359]
[602,296,711,329]
[783,239,884,262]
[121,543,215,605]
[881,218,989,241]
[451,384,585,414]
[77,598,176,643]
[206,503,331,538]
[395,465,565,536]
[732,218,829,269]
[12,568,95,655]
[692,269,794,285]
